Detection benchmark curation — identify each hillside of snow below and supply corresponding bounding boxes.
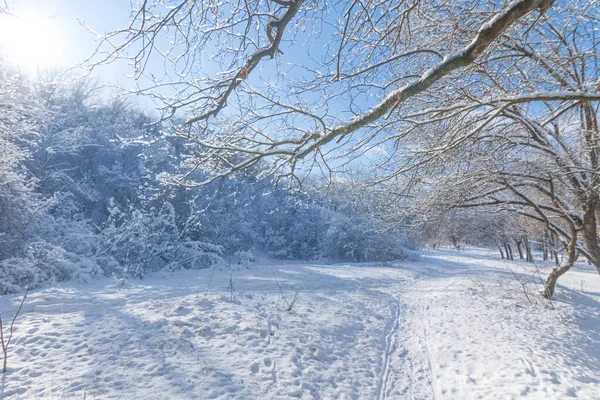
[0,249,599,399]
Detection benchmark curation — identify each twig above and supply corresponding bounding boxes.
[1,286,30,373]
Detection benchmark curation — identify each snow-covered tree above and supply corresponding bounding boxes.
[88,0,555,187]
[406,3,600,297]
[0,61,40,259]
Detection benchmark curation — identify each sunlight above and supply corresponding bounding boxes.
[0,14,65,71]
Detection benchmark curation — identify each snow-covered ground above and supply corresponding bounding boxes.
[1,249,599,399]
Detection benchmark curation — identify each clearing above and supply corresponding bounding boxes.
[0,249,599,399]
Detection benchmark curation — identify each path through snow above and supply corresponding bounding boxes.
[0,249,599,399]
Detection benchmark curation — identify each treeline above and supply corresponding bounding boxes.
[0,64,417,293]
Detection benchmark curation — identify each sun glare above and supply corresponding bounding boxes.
[0,14,65,71]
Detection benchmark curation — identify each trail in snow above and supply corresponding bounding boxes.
[395,249,600,399]
[377,290,437,400]
[0,249,599,399]
[376,298,400,400]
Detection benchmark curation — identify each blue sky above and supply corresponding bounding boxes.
[0,1,346,112]
[0,0,384,171]
[0,1,354,112]
[1,1,144,90]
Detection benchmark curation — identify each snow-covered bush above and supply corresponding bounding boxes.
[0,258,43,295]
[320,207,416,263]
[234,250,256,269]
[100,200,224,278]
[0,63,422,293]
[161,240,226,273]
[0,242,103,295]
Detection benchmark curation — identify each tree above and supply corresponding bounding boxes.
[0,61,40,259]
[402,2,600,298]
[90,0,554,186]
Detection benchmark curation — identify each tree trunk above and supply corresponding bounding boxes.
[580,194,600,275]
[515,238,524,259]
[524,237,533,263]
[450,235,461,250]
[526,246,533,263]
[505,242,513,260]
[581,102,600,274]
[498,244,505,259]
[544,228,577,299]
[543,261,573,299]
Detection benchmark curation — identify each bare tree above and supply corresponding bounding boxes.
[410,2,600,298]
[1,287,28,373]
[89,0,555,187]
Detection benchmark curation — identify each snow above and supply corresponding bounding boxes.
[1,249,599,399]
